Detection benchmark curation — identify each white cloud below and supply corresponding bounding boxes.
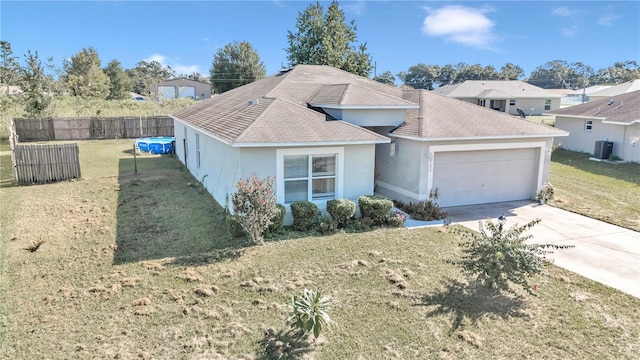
[552,6,579,17]
[143,53,200,75]
[343,0,366,16]
[143,53,165,64]
[422,5,497,49]
[598,13,619,26]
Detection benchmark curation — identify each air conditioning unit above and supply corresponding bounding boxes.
[593,141,613,159]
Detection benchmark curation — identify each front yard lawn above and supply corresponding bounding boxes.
[549,149,640,231]
[0,140,639,359]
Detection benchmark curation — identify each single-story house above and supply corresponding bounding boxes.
[170,65,567,223]
[587,79,640,102]
[432,80,561,116]
[158,78,213,100]
[548,90,640,163]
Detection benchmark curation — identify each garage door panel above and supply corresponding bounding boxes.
[433,148,538,207]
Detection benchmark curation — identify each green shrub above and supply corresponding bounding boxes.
[345,216,375,232]
[265,203,286,238]
[393,200,447,221]
[318,215,339,235]
[358,195,393,225]
[290,201,320,231]
[452,218,572,295]
[225,214,247,239]
[326,199,355,228]
[286,289,332,339]
[386,211,406,227]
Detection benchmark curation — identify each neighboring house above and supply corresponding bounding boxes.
[548,90,640,163]
[587,79,640,102]
[170,65,567,223]
[432,80,561,116]
[158,78,212,100]
[562,85,611,106]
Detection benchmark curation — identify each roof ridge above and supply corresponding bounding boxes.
[264,65,298,98]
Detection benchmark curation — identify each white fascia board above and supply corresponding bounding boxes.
[602,119,640,125]
[545,113,607,121]
[231,139,390,148]
[308,103,419,110]
[388,133,568,142]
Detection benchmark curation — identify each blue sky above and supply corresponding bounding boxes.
[2,1,638,80]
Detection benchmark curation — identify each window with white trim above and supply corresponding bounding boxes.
[195,133,201,168]
[477,99,486,107]
[277,147,344,205]
[544,99,551,111]
[509,99,516,106]
[284,154,336,203]
[584,120,593,131]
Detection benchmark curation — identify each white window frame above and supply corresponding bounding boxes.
[509,99,516,106]
[544,99,552,111]
[584,120,593,131]
[276,147,344,207]
[195,133,201,168]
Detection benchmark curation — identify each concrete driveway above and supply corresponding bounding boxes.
[444,200,640,298]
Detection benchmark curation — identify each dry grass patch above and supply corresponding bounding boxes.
[2,140,639,359]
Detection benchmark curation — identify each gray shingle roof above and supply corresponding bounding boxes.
[433,80,560,99]
[171,65,566,145]
[547,90,640,125]
[392,89,567,139]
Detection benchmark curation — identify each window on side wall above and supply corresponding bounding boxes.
[509,99,516,106]
[277,148,343,205]
[584,120,593,131]
[544,99,551,111]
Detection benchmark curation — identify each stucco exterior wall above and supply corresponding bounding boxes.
[174,119,242,210]
[376,136,555,205]
[554,117,626,158]
[450,97,560,115]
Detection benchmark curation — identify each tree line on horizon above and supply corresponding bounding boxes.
[2,1,638,119]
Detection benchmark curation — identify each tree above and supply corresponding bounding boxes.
[528,60,573,89]
[210,41,266,93]
[286,1,372,76]
[104,59,133,100]
[126,60,175,98]
[397,63,439,90]
[63,47,110,99]
[18,51,53,118]
[500,63,525,80]
[1,41,20,92]
[372,70,396,86]
[592,61,640,85]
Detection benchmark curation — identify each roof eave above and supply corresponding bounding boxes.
[602,119,640,126]
[547,113,608,120]
[388,133,569,142]
[230,139,391,148]
[308,103,419,110]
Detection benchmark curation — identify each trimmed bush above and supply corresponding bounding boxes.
[231,174,278,245]
[358,195,393,225]
[326,199,356,228]
[290,201,320,231]
[393,200,447,221]
[265,203,286,238]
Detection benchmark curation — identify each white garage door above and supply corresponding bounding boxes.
[432,148,538,207]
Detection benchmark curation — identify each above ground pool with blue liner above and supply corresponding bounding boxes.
[135,137,175,154]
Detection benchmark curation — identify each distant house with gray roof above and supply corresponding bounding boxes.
[170,65,566,223]
[432,80,561,116]
[548,90,640,163]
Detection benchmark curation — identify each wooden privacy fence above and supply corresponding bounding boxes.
[13,116,174,141]
[13,143,81,185]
